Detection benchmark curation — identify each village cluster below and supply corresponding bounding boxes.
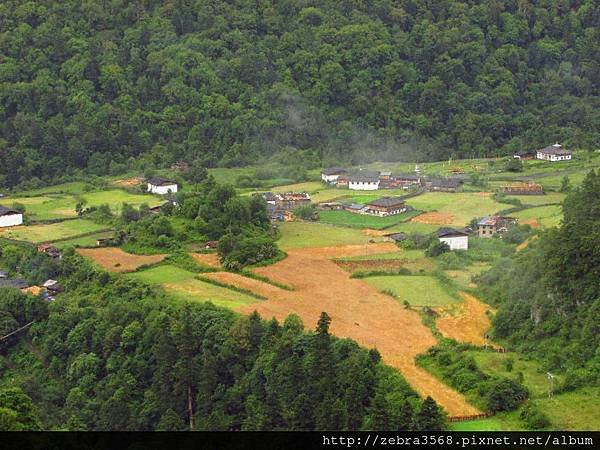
[0,243,63,301]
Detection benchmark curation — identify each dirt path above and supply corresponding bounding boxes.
[235,245,481,417]
[436,292,495,346]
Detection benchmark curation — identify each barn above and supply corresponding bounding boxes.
[147,177,178,195]
[536,143,572,161]
[321,167,348,184]
[0,206,23,228]
[437,228,469,250]
[348,172,380,190]
[364,197,408,217]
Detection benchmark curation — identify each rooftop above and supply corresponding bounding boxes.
[347,171,380,183]
[538,143,571,155]
[0,205,21,216]
[147,177,177,186]
[322,167,348,175]
[437,228,469,238]
[366,197,406,208]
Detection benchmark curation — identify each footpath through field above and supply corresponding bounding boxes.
[235,243,481,417]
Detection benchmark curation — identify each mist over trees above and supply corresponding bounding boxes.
[1,0,600,188]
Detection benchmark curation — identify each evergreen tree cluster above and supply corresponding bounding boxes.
[0,248,444,430]
[2,1,600,188]
[477,170,600,385]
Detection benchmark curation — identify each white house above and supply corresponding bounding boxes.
[348,172,380,191]
[0,206,23,228]
[437,228,469,250]
[321,167,347,183]
[536,143,572,161]
[147,177,178,195]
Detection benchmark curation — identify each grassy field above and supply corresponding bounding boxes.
[363,275,458,307]
[0,188,162,221]
[128,265,258,309]
[276,222,376,249]
[53,231,114,248]
[318,210,420,229]
[0,220,108,244]
[383,221,441,234]
[505,192,565,206]
[340,249,424,261]
[459,350,600,430]
[405,192,504,227]
[514,205,563,228]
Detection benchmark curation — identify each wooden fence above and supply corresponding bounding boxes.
[448,412,494,423]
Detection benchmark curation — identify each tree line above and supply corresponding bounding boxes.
[1,0,600,189]
[477,170,600,391]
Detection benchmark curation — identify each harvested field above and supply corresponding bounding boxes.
[190,252,221,268]
[436,293,495,346]
[520,218,540,228]
[362,228,388,237]
[235,245,480,417]
[410,211,455,225]
[77,247,166,272]
[112,177,143,188]
[335,259,409,272]
[475,192,493,197]
[203,272,287,299]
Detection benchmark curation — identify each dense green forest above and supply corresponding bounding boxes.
[1,0,600,188]
[477,170,599,389]
[0,245,444,431]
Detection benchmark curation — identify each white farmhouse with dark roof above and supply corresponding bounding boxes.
[321,167,347,183]
[437,228,469,250]
[0,206,23,228]
[536,143,572,161]
[147,177,178,195]
[348,171,380,190]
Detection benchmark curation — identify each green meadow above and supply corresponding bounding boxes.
[363,275,458,307]
[0,220,108,244]
[276,221,375,249]
[318,210,420,229]
[128,265,258,309]
[514,205,563,228]
[1,188,163,221]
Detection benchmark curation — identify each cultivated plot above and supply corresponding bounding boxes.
[0,220,108,244]
[128,265,258,309]
[514,205,563,228]
[276,222,379,249]
[363,275,458,307]
[77,247,166,272]
[232,244,481,417]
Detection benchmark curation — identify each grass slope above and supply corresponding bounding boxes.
[363,275,458,307]
[276,222,374,249]
[128,265,257,309]
[0,220,107,244]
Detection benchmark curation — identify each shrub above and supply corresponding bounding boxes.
[520,403,551,429]
[480,377,528,412]
[425,241,450,257]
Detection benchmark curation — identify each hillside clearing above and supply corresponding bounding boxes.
[435,293,495,346]
[0,220,107,244]
[77,247,166,272]
[363,275,458,307]
[232,246,480,417]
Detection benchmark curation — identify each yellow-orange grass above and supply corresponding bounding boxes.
[190,252,221,268]
[233,243,480,417]
[410,211,455,225]
[77,248,165,272]
[436,292,495,347]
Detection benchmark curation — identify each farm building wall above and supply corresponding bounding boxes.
[148,183,178,195]
[349,181,380,190]
[0,213,23,227]
[440,235,469,250]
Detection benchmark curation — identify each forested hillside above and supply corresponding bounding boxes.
[0,246,444,431]
[477,170,599,389]
[2,0,600,188]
